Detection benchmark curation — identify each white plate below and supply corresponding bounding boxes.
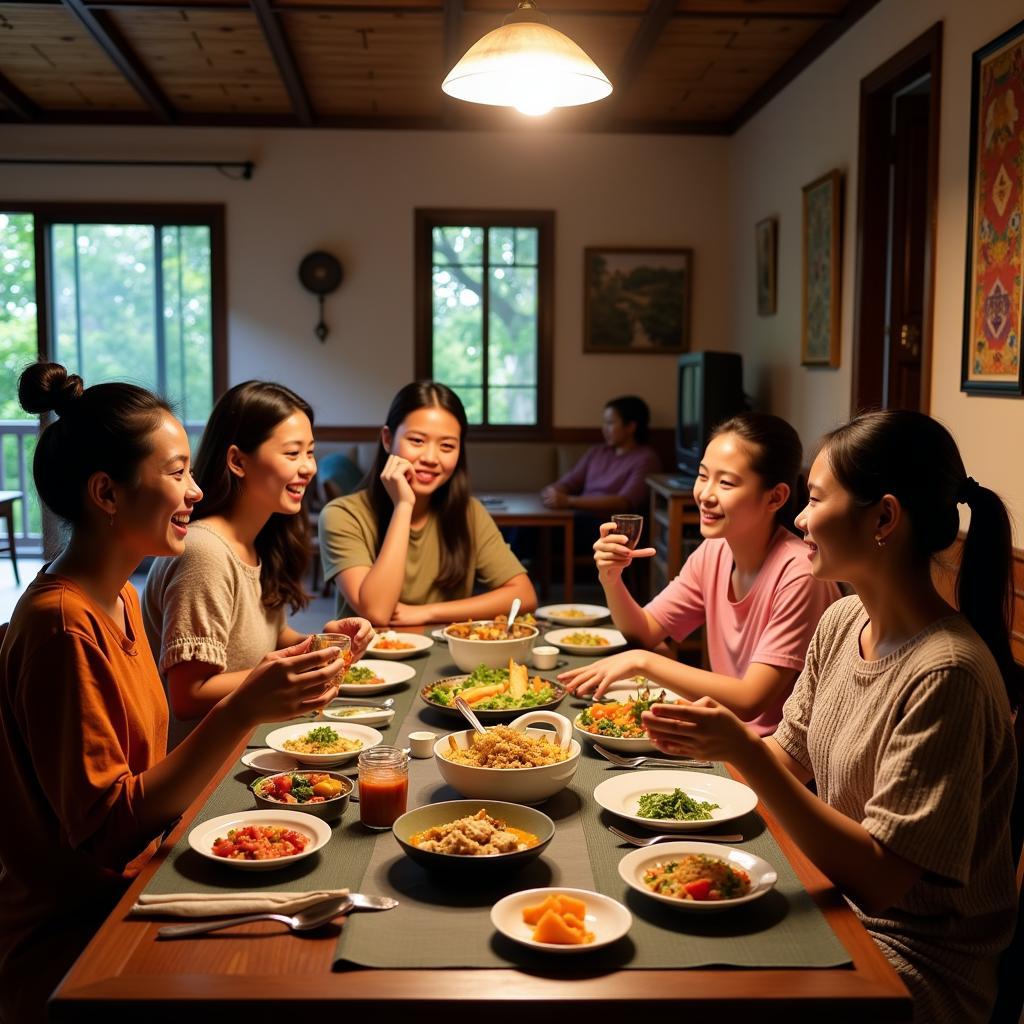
[188,809,332,871]
[594,770,757,832]
[544,626,627,655]
[322,705,396,727]
[537,604,611,626]
[265,721,383,766]
[431,628,448,643]
[491,887,631,952]
[240,748,298,773]
[572,682,682,753]
[337,659,416,694]
[366,632,434,660]
[618,841,777,911]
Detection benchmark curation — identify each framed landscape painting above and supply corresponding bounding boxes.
[756,217,777,316]
[961,16,1024,395]
[584,247,692,354]
[801,170,842,367]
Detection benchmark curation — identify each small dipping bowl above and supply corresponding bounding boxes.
[532,646,559,671]
[408,731,437,758]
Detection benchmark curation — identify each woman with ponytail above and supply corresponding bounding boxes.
[641,410,1019,1023]
[562,412,840,735]
[0,365,346,1023]
[143,381,371,740]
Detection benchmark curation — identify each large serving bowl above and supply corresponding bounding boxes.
[392,799,555,876]
[443,620,539,672]
[434,712,581,805]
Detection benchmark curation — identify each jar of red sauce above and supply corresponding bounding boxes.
[358,746,409,829]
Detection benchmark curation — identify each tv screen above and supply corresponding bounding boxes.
[675,352,745,482]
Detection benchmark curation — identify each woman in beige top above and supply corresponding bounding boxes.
[144,381,372,726]
[641,410,1019,1023]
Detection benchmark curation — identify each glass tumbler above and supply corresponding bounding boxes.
[309,632,351,686]
[358,746,409,830]
[611,513,644,549]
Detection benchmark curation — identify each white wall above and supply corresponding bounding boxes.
[0,125,731,431]
[728,0,1024,539]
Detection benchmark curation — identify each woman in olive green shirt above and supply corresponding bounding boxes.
[319,382,536,626]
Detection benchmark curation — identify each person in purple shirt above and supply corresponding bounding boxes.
[541,395,661,515]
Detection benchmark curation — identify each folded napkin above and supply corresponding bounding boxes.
[131,889,349,918]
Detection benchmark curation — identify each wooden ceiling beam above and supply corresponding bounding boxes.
[250,0,314,125]
[611,0,675,103]
[0,70,40,121]
[60,0,175,122]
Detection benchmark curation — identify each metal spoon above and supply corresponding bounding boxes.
[506,596,522,636]
[454,695,488,736]
[326,696,396,709]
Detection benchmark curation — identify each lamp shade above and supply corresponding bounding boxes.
[442,6,612,117]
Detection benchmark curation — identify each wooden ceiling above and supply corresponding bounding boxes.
[0,0,880,132]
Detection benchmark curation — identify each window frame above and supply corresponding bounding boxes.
[414,208,554,439]
[1,201,228,400]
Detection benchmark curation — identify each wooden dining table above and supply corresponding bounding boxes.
[51,725,912,1023]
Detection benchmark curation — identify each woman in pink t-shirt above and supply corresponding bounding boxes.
[560,412,840,735]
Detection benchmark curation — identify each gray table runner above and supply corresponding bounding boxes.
[140,638,852,971]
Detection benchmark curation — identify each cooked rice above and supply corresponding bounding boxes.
[442,726,570,768]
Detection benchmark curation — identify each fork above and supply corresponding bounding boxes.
[608,824,743,846]
[593,744,712,769]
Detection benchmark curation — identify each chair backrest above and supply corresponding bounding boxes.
[317,452,365,503]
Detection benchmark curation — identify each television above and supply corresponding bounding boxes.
[673,351,746,486]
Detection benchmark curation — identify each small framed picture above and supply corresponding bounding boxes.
[801,170,842,367]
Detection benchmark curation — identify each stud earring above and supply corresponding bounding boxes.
[874,533,886,548]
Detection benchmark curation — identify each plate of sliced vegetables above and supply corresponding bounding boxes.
[420,660,566,721]
[573,685,680,753]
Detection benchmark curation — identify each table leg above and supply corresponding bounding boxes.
[563,518,574,602]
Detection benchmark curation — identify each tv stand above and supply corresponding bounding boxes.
[666,475,696,491]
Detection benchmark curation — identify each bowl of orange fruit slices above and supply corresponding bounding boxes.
[490,888,632,952]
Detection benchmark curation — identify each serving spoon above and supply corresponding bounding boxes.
[454,695,488,737]
[506,596,522,635]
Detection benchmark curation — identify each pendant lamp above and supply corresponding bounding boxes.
[442,0,612,117]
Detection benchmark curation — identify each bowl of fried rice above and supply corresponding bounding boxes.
[434,711,580,804]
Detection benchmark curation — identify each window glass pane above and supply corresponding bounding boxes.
[163,225,213,426]
[515,228,538,265]
[488,266,537,391]
[51,224,79,376]
[53,223,157,388]
[432,265,483,387]
[488,387,536,426]
[488,226,538,267]
[433,226,483,266]
[452,385,483,425]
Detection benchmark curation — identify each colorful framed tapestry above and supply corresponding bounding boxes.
[962,17,1024,395]
[801,171,842,367]
[583,247,692,354]
[756,217,777,316]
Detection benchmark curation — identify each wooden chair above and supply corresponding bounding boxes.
[0,491,22,585]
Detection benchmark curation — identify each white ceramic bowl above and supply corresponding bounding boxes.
[491,887,631,952]
[617,840,778,911]
[434,711,580,805]
[188,809,331,871]
[443,620,539,672]
[265,721,383,766]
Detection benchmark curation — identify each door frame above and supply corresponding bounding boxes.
[850,22,942,414]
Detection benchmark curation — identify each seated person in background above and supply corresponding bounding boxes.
[641,410,1019,1024]
[143,381,372,744]
[319,381,536,627]
[0,364,345,1024]
[561,413,840,736]
[540,395,661,514]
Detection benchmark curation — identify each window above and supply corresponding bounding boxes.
[0,203,226,549]
[415,209,553,435]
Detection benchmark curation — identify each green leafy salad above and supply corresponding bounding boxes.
[575,684,675,739]
[424,663,558,710]
[637,788,720,821]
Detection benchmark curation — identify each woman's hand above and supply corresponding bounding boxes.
[541,485,569,509]
[641,697,758,765]
[593,521,656,579]
[558,649,649,698]
[380,454,416,508]
[389,602,434,627]
[322,617,375,661]
[228,637,345,726]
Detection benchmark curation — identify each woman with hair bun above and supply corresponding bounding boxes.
[0,364,346,1024]
[642,410,1019,1023]
[144,381,372,740]
[562,412,840,734]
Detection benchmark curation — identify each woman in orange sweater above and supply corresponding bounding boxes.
[0,363,345,1024]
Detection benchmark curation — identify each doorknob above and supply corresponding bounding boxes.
[899,324,920,358]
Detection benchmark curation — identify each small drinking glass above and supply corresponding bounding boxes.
[611,514,644,549]
[358,746,409,829]
[309,633,351,686]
